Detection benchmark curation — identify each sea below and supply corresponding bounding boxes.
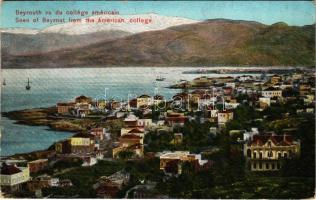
[1,67,264,156]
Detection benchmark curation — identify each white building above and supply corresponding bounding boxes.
[262,87,282,98]
[0,163,30,192]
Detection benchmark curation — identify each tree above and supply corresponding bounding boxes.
[117,150,135,160]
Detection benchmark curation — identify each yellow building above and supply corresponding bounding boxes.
[217,110,234,125]
[137,95,152,109]
[270,75,282,84]
[244,134,300,171]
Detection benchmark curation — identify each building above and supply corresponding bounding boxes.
[259,97,271,109]
[55,133,96,155]
[27,175,58,192]
[262,87,282,98]
[112,134,144,158]
[27,159,48,173]
[55,140,71,154]
[270,75,282,84]
[90,128,106,141]
[93,171,130,198]
[75,95,92,104]
[70,133,96,154]
[0,163,30,192]
[217,110,234,125]
[159,151,209,175]
[244,134,300,171]
[165,112,186,127]
[137,95,152,109]
[56,102,76,114]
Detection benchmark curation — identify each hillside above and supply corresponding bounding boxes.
[2,19,314,68]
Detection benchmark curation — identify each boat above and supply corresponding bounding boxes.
[26,78,31,90]
[156,75,166,81]
[2,79,6,86]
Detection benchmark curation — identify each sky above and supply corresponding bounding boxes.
[1,1,315,29]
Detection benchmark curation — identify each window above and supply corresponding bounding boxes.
[272,163,275,169]
[253,162,257,169]
[259,162,262,169]
[284,152,288,158]
[268,151,273,157]
[277,163,281,169]
[247,149,251,158]
[278,152,282,158]
[266,163,269,169]
[253,152,257,159]
[289,150,292,157]
[259,152,263,159]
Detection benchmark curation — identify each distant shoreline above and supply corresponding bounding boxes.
[2,65,315,70]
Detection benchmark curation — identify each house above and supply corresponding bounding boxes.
[223,86,233,95]
[75,95,92,104]
[0,163,30,192]
[270,75,282,84]
[244,134,300,171]
[76,103,91,117]
[69,133,96,154]
[165,112,186,127]
[137,95,152,109]
[96,99,107,110]
[27,159,48,173]
[93,171,130,198]
[57,102,76,114]
[124,114,139,127]
[27,175,58,192]
[55,140,71,154]
[259,97,271,109]
[108,100,121,110]
[90,128,106,141]
[262,87,282,98]
[217,110,234,125]
[137,118,153,129]
[159,151,209,175]
[243,128,259,141]
[112,134,144,158]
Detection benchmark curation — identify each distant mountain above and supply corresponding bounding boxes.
[40,13,199,35]
[1,30,131,55]
[1,13,199,55]
[2,19,314,68]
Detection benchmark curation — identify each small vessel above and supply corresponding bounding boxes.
[156,74,166,81]
[2,79,6,86]
[26,78,31,90]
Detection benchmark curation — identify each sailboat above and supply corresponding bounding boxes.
[156,74,166,81]
[2,79,6,86]
[26,78,31,90]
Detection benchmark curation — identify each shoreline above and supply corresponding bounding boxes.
[2,65,315,69]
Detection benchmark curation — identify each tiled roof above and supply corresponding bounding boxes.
[1,163,22,175]
[250,134,294,146]
[120,134,142,140]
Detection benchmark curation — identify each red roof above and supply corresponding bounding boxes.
[120,134,142,140]
[1,163,22,175]
[249,134,294,146]
[128,128,144,134]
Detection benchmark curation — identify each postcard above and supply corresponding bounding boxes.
[0,0,315,199]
